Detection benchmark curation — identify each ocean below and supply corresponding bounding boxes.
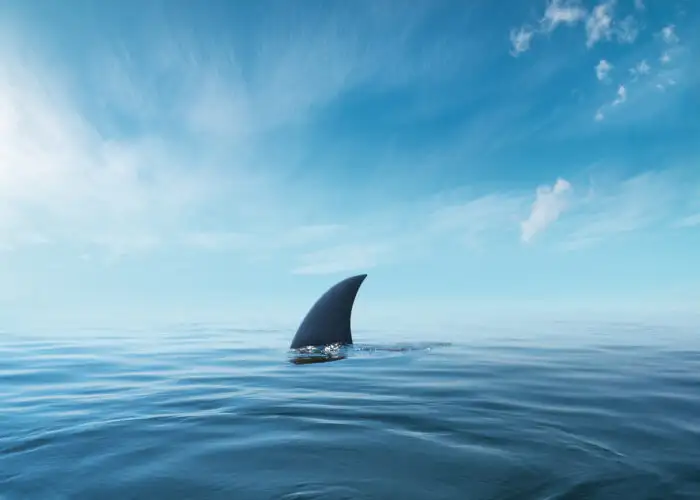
[1,320,699,499]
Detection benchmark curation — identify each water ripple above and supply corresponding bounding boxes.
[1,325,700,499]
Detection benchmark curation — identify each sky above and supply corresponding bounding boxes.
[0,0,698,329]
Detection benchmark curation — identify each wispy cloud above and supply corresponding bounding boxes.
[181,225,344,254]
[509,0,588,55]
[521,178,573,243]
[585,2,641,47]
[2,2,697,285]
[558,170,683,250]
[660,24,680,44]
[674,184,700,229]
[292,243,391,275]
[612,84,628,105]
[510,27,536,56]
[541,0,588,32]
[0,40,216,257]
[585,1,615,47]
[676,213,700,228]
[596,59,613,81]
[508,0,693,131]
[594,84,625,121]
[428,193,528,248]
[181,232,255,252]
[630,59,651,78]
[509,0,645,55]
[361,165,696,256]
[615,15,640,44]
[1,4,529,278]
[590,20,691,124]
[0,7,473,267]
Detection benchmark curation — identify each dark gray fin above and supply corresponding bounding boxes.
[290,274,367,349]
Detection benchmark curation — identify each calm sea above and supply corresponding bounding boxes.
[1,320,699,499]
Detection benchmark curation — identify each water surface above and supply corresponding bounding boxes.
[1,321,699,499]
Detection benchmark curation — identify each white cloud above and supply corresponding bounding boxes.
[636,60,650,75]
[510,27,535,55]
[1,5,695,282]
[0,11,466,264]
[509,0,587,56]
[585,1,615,47]
[612,84,627,105]
[521,178,572,243]
[660,25,679,44]
[614,15,640,44]
[634,0,645,10]
[0,45,217,256]
[595,109,605,121]
[596,59,613,80]
[541,0,588,32]
[630,59,651,78]
[510,0,643,54]
[590,36,693,124]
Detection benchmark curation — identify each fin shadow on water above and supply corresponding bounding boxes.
[288,273,451,365]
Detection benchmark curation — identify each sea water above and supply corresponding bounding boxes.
[1,320,699,499]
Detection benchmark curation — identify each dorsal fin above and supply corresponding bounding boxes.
[289,274,367,349]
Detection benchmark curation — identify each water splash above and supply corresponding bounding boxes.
[288,341,452,365]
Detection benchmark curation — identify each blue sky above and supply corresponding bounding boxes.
[0,0,698,328]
